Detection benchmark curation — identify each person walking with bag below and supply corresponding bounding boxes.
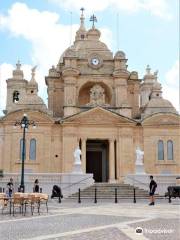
[149,175,157,205]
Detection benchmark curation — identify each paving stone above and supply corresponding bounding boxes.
[0,213,138,240]
[0,201,179,240]
[53,228,131,240]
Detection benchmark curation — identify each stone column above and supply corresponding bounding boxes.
[0,133,3,170]
[117,137,123,181]
[81,138,87,173]
[109,139,116,183]
[116,139,120,180]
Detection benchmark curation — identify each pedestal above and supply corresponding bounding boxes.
[72,162,83,174]
[135,164,146,174]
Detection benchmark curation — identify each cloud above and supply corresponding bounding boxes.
[0,63,13,114]
[0,3,77,71]
[49,0,172,19]
[0,2,112,71]
[163,60,179,112]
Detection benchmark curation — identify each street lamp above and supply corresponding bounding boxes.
[14,113,36,192]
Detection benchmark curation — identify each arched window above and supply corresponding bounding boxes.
[20,139,26,160]
[13,91,20,102]
[167,140,173,160]
[158,140,164,160]
[29,139,36,160]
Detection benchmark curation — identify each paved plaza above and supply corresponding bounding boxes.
[0,199,179,240]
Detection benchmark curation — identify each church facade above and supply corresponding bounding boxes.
[0,12,179,183]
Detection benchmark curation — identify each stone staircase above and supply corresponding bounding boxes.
[68,182,162,200]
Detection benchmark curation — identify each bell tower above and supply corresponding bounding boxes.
[5,61,28,114]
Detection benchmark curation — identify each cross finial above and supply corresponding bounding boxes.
[79,7,85,29]
[16,60,21,70]
[80,7,84,15]
[90,14,97,28]
[146,64,151,75]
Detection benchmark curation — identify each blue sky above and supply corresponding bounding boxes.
[0,0,179,114]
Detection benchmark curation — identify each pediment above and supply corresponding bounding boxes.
[142,113,180,126]
[1,110,54,124]
[62,107,136,125]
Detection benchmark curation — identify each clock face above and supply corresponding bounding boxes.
[91,58,100,65]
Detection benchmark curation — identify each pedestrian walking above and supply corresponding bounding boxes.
[149,175,157,205]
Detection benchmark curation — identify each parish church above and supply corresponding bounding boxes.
[0,11,179,183]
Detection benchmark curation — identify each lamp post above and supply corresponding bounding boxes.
[14,114,36,192]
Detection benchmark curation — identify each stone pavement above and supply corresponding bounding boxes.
[0,199,179,240]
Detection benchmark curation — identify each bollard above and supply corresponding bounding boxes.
[40,188,42,193]
[78,188,81,203]
[58,193,61,203]
[115,188,118,203]
[168,188,171,203]
[133,188,136,203]
[94,188,97,203]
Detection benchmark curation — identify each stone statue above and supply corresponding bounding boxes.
[89,84,105,105]
[31,65,37,81]
[73,146,82,164]
[135,147,144,165]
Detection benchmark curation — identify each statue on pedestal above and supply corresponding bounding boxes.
[73,146,82,165]
[72,146,82,174]
[135,147,146,174]
[135,147,144,165]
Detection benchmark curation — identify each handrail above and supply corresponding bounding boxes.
[125,175,149,187]
[62,176,93,191]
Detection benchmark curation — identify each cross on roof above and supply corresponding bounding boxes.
[80,7,84,15]
[90,14,97,28]
[16,60,21,70]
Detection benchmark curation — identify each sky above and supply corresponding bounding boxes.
[0,0,179,115]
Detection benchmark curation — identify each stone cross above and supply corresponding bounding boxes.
[90,14,97,28]
[80,7,84,15]
[16,60,21,70]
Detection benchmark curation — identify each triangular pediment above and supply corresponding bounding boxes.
[142,113,180,126]
[1,109,54,124]
[62,107,136,125]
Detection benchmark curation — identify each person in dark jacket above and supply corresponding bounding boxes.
[51,185,63,199]
[7,178,14,197]
[149,175,157,205]
[34,179,39,193]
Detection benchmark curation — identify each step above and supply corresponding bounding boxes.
[67,183,159,200]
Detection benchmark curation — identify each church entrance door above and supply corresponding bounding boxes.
[86,140,109,182]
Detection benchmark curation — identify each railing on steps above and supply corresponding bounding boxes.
[125,175,149,188]
[62,175,93,192]
[68,182,159,204]
[124,175,162,200]
[51,175,94,203]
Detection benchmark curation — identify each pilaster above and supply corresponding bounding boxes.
[109,138,116,183]
[81,138,87,173]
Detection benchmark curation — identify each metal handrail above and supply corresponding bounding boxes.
[126,175,149,188]
[62,176,93,191]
